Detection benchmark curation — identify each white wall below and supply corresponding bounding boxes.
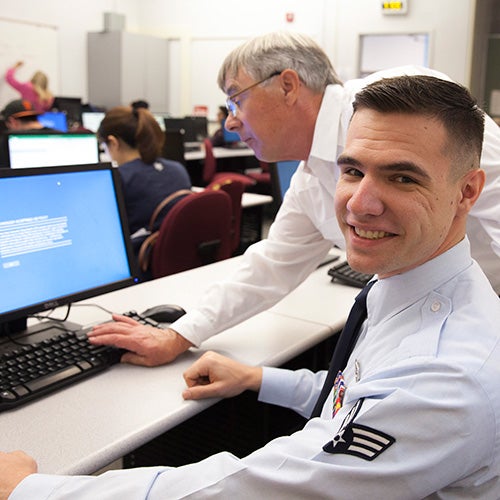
[0,0,479,120]
[0,0,140,103]
[134,0,328,118]
[328,0,476,85]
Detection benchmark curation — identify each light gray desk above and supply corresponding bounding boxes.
[192,187,273,209]
[0,255,356,475]
[270,248,360,325]
[184,146,255,162]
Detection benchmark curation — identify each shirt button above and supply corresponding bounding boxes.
[431,301,441,312]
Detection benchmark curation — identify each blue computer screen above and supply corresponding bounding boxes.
[37,112,68,132]
[276,160,300,200]
[222,120,240,143]
[0,165,136,320]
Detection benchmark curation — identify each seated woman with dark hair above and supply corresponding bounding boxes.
[97,106,192,242]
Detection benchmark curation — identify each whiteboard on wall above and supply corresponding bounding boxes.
[0,17,59,110]
[359,33,429,77]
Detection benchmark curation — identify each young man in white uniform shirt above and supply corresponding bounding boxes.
[88,31,500,368]
[2,74,500,500]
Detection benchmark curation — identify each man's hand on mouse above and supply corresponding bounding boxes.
[88,314,194,366]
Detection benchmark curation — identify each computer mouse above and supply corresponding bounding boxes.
[141,304,187,324]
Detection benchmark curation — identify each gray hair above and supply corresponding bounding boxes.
[217,31,342,93]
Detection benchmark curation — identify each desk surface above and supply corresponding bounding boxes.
[191,186,273,209]
[0,253,357,475]
[185,145,255,162]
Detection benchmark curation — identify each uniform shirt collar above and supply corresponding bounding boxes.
[367,238,473,325]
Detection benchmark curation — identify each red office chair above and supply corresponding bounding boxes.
[138,189,233,279]
[202,138,256,189]
[206,178,244,254]
[246,161,272,195]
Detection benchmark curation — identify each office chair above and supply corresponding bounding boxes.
[206,178,245,254]
[138,189,233,279]
[202,138,256,189]
[246,161,272,195]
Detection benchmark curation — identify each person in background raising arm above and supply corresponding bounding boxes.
[88,31,500,367]
[5,61,53,113]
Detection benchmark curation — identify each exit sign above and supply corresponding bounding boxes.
[382,1,408,15]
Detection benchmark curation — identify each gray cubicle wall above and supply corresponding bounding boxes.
[87,31,170,111]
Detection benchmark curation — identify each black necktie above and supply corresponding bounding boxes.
[310,280,375,419]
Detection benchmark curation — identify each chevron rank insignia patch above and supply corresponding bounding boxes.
[323,422,395,460]
[323,400,395,460]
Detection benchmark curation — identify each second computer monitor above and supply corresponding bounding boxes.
[270,160,301,206]
[81,111,105,133]
[164,116,208,143]
[52,96,83,129]
[5,132,100,169]
[182,116,207,142]
[37,112,69,132]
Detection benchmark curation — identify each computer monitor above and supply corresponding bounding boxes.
[222,120,241,144]
[164,117,186,134]
[37,112,68,132]
[182,116,208,142]
[5,132,100,169]
[163,129,186,166]
[153,114,166,131]
[269,160,301,205]
[81,111,105,133]
[82,111,165,133]
[0,163,139,336]
[52,96,83,129]
[164,116,207,144]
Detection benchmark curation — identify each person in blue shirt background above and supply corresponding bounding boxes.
[1,75,499,499]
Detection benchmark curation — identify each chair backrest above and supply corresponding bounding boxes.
[202,138,217,184]
[206,178,244,253]
[146,189,233,278]
[259,161,270,173]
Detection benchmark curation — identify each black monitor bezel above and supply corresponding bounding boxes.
[163,116,208,143]
[3,131,100,169]
[182,116,208,142]
[0,162,139,326]
[52,96,83,127]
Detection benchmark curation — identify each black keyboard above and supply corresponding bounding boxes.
[328,261,374,288]
[0,310,159,412]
